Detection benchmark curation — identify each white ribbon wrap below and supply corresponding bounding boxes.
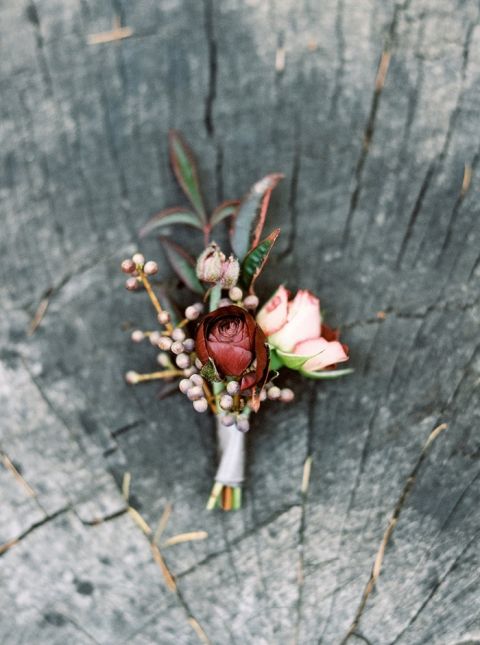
[214,415,246,486]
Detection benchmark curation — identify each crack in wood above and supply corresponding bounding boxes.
[339,423,448,644]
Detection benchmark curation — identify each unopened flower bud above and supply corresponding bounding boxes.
[130,330,144,343]
[243,295,259,310]
[187,385,203,401]
[193,302,205,313]
[157,311,170,325]
[183,367,197,377]
[125,370,139,384]
[195,358,203,370]
[193,397,208,413]
[157,353,171,367]
[221,415,235,427]
[196,243,224,283]
[143,260,158,275]
[190,374,204,386]
[268,386,281,400]
[228,286,243,302]
[259,389,267,401]
[132,253,145,266]
[121,259,136,274]
[226,380,240,395]
[158,336,172,351]
[218,298,232,308]
[171,340,184,355]
[176,353,190,369]
[183,338,195,352]
[185,305,200,321]
[220,255,240,289]
[280,388,295,403]
[220,394,233,410]
[237,417,250,433]
[179,378,192,394]
[172,328,186,342]
[149,331,161,347]
[125,277,139,291]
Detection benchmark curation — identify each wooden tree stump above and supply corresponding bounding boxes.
[1,1,479,643]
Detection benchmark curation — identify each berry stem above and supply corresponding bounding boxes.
[137,268,174,333]
[135,370,184,382]
[202,381,217,414]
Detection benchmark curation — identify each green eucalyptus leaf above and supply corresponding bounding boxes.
[139,207,203,237]
[231,174,284,260]
[169,130,207,223]
[240,228,280,290]
[210,200,240,227]
[301,368,354,380]
[159,236,204,295]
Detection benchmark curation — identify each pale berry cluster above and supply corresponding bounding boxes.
[121,252,159,290]
[121,252,295,426]
[260,382,295,403]
[218,287,259,311]
[124,298,204,385]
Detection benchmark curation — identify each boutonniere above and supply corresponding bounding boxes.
[121,131,352,510]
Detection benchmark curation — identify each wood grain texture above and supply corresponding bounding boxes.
[1,1,479,643]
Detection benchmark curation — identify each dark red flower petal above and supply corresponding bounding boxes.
[195,321,209,364]
[208,342,252,376]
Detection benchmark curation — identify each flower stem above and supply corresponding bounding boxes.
[232,487,242,510]
[206,482,223,510]
[209,283,222,312]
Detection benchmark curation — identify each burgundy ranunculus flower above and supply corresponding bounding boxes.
[195,305,269,392]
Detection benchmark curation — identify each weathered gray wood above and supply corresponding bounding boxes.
[1,0,480,643]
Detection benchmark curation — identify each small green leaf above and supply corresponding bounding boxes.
[159,236,204,295]
[200,358,221,382]
[210,200,240,227]
[240,228,280,290]
[169,130,207,223]
[139,207,203,237]
[268,350,284,372]
[301,368,354,380]
[275,347,324,370]
[231,173,284,260]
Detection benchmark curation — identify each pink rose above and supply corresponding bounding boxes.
[258,287,321,352]
[294,337,349,371]
[257,286,349,373]
[256,285,289,336]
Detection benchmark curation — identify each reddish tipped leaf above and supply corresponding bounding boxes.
[240,228,280,292]
[139,207,203,237]
[210,200,240,228]
[231,173,284,260]
[159,236,204,295]
[168,130,207,223]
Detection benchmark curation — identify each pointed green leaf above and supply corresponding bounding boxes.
[231,173,284,260]
[275,347,326,370]
[169,130,207,223]
[240,228,280,290]
[301,368,354,380]
[159,236,204,295]
[210,200,240,227]
[139,207,203,237]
